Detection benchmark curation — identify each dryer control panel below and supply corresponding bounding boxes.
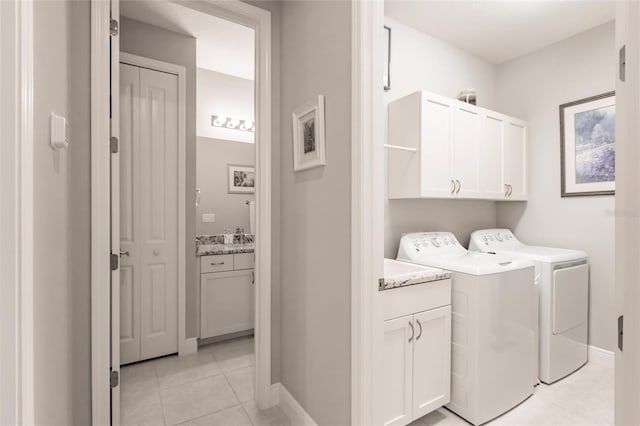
[469,228,523,252]
[398,231,467,259]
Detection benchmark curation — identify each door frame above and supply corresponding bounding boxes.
[118,52,190,358]
[0,0,35,424]
[351,1,385,425]
[90,1,273,424]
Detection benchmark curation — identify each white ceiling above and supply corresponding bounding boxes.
[385,0,615,65]
[121,1,255,80]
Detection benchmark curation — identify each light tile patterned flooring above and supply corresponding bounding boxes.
[411,362,613,426]
[121,336,291,426]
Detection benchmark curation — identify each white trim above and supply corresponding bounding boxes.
[91,1,273,423]
[119,52,190,357]
[270,383,318,426]
[184,337,198,355]
[351,2,385,425]
[91,0,112,424]
[588,345,614,369]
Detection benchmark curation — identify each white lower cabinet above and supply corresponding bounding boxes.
[383,303,451,426]
[200,253,255,339]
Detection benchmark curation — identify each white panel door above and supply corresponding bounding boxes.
[420,94,455,198]
[504,119,528,200]
[383,315,414,426]
[139,67,179,360]
[480,112,506,199]
[119,64,178,364]
[412,306,451,419]
[453,105,481,198]
[200,270,255,339]
[119,64,141,365]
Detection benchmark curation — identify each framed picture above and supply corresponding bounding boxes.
[292,95,326,172]
[228,164,255,194]
[384,26,391,91]
[560,91,616,197]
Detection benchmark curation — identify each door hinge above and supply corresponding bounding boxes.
[110,253,119,271]
[618,315,624,351]
[110,19,119,37]
[110,370,119,388]
[110,137,118,154]
[620,45,626,82]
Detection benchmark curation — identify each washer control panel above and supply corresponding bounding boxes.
[399,231,467,259]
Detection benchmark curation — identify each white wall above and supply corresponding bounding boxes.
[33,0,91,423]
[496,22,616,351]
[280,1,351,424]
[196,137,255,235]
[383,17,499,256]
[197,67,255,143]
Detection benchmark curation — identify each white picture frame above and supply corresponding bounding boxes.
[292,95,326,171]
[228,164,256,194]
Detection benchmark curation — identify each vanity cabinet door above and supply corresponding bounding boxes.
[200,270,254,339]
[383,315,414,426]
[412,306,451,419]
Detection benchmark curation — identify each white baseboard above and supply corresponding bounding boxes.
[588,344,614,368]
[180,337,198,356]
[270,383,317,426]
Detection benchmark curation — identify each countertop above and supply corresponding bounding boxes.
[197,243,255,256]
[380,258,451,291]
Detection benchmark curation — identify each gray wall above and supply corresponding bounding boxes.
[279,1,351,424]
[383,16,499,257]
[33,0,91,424]
[196,137,255,235]
[120,17,199,338]
[496,22,616,351]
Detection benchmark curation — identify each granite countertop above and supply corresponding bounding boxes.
[379,259,451,291]
[197,242,255,256]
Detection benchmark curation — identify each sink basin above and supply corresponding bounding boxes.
[384,258,441,278]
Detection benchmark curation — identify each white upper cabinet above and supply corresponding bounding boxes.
[388,90,527,201]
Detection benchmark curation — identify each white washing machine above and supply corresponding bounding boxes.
[397,232,537,426]
[469,229,589,384]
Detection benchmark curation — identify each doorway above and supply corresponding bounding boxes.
[90,1,274,424]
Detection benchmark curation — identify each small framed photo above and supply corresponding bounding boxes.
[560,91,615,197]
[384,26,391,91]
[228,164,255,194]
[292,95,326,172]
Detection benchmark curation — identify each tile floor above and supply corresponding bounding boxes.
[411,362,613,426]
[120,336,291,426]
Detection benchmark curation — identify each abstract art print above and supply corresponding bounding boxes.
[292,95,326,172]
[560,91,615,197]
[228,164,255,194]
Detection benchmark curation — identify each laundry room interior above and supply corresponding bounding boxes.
[380,1,615,425]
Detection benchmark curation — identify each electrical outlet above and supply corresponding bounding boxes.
[202,213,216,223]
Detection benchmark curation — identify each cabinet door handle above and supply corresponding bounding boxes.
[455,179,461,194]
[505,184,509,197]
[450,179,455,195]
[508,184,513,197]
[251,271,255,284]
[416,319,423,340]
[408,321,414,343]
[210,261,225,266]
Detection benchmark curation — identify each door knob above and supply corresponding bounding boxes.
[119,250,130,257]
[153,249,160,256]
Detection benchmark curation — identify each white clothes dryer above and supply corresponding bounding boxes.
[397,232,537,426]
[469,229,589,384]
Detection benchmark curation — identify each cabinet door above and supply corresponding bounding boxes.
[413,306,451,419]
[504,119,527,200]
[200,270,254,339]
[383,315,414,426]
[420,93,455,198]
[479,111,506,199]
[452,105,481,198]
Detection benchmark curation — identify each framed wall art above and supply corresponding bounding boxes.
[292,95,326,172]
[228,164,255,194]
[560,91,615,197]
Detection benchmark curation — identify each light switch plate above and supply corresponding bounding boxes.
[50,112,69,150]
[202,213,216,223]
